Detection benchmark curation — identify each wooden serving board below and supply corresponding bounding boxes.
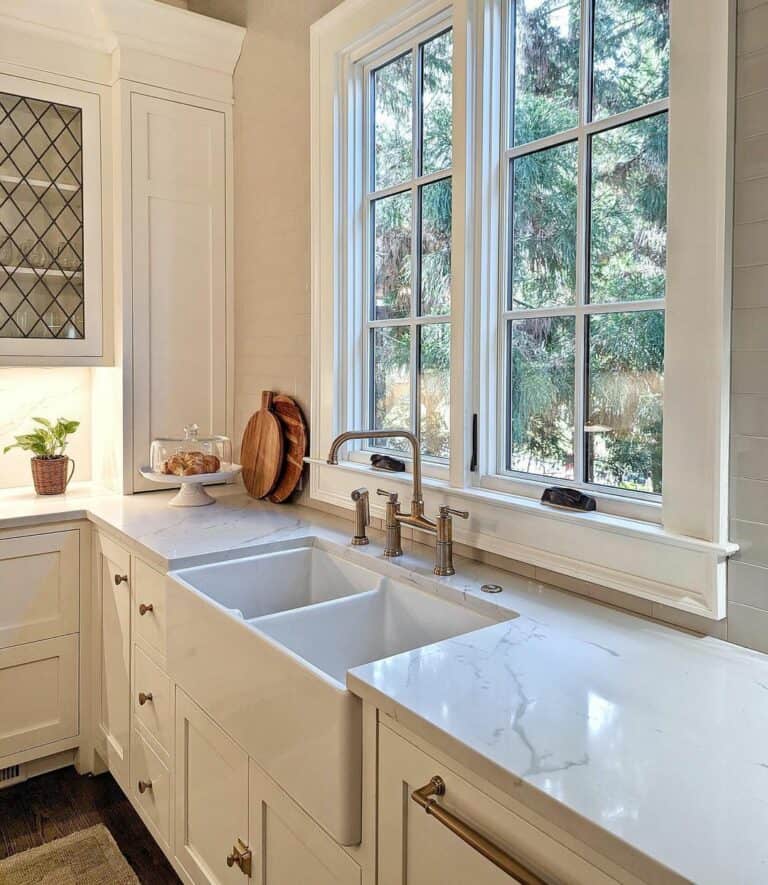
[268,395,308,504]
[241,391,284,499]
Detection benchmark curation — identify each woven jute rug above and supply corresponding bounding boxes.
[0,825,139,885]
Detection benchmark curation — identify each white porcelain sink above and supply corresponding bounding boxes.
[166,543,512,846]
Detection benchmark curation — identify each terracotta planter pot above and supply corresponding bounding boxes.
[30,456,75,496]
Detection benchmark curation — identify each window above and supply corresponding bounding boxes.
[366,27,453,460]
[501,0,669,496]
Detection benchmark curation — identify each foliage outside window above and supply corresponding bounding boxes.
[367,28,453,460]
[505,0,669,495]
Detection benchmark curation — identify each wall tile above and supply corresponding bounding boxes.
[737,92,768,140]
[739,5,768,57]
[732,395,768,434]
[731,519,768,566]
[731,437,768,481]
[734,220,768,266]
[730,476,768,522]
[737,48,768,96]
[732,305,768,349]
[732,350,768,393]
[729,560,768,607]
[735,177,768,224]
[727,601,768,652]
[736,132,768,181]
[733,265,768,307]
[740,0,768,13]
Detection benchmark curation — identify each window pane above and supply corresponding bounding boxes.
[422,30,453,175]
[586,310,664,493]
[508,316,575,479]
[420,178,451,316]
[511,142,577,309]
[592,0,670,120]
[419,323,450,459]
[513,0,580,146]
[374,53,413,190]
[372,326,412,451]
[373,191,412,320]
[589,114,667,304]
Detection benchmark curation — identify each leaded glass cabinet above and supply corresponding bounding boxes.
[0,74,103,362]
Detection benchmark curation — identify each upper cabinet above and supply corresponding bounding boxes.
[0,73,106,363]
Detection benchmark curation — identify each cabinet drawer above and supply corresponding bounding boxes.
[131,727,171,846]
[133,644,172,753]
[379,725,618,885]
[0,635,78,758]
[133,558,167,657]
[0,530,79,649]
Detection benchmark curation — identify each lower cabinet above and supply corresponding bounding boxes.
[174,687,250,884]
[174,688,361,885]
[131,726,172,847]
[0,634,78,759]
[95,533,132,792]
[378,724,617,885]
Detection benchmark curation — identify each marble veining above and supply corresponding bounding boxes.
[1,483,768,882]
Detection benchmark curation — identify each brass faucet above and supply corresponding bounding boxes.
[326,430,469,575]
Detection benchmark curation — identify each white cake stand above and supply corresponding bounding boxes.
[139,465,243,507]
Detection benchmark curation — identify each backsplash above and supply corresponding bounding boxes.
[0,368,92,490]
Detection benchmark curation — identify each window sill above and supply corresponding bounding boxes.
[307,458,736,619]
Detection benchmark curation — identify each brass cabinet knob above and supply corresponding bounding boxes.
[114,573,128,586]
[138,692,153,706]
[137,779,152,794]
[226,840,252,877]
[139,603,154,616]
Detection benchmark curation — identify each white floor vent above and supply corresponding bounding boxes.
[0,763,26,789]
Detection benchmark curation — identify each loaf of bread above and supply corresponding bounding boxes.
[161,451,220,476]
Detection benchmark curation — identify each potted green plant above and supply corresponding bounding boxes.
[3,417,80,495]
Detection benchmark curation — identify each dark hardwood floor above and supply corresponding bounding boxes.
[0,765,180,884]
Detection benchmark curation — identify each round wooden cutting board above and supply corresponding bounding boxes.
[241,391,284,499]
[268,395,308,503]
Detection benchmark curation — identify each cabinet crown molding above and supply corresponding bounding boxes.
[0,0,245,81]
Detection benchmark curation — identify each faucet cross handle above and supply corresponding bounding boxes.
[377,488,399,503]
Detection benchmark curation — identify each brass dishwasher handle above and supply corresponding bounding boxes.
[411,776,545,884]
[139,603,154,616]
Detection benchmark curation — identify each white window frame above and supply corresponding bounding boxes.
[310,0,737,620]
[355,14,454,476]
[479,0,669,510]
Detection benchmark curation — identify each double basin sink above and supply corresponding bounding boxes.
[165,542,513,845]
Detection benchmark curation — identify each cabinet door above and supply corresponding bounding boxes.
[175,688,249,885]
[0,530,78,649]
[0,634,78,759]
[249,760,360,885]
[379,725,617,885]
[96,534,131,791]
[130,93,228,491]
[0,73,104,362]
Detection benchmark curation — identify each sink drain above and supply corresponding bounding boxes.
[481,583,503,594]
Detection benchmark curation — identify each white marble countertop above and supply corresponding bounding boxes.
[2,482,767,883]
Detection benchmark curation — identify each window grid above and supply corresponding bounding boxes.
[363,26,453,462]
[498,0,668,498]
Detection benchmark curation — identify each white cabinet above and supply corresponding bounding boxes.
[0,529,79,648]
[0,71,106,364]
[0,634,78,758]
[95,532,131,791]
[378,724,618,885]
[174,687,250,885]
[129,92,229,492]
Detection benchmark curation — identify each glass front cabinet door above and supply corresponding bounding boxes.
[0,73,104,362]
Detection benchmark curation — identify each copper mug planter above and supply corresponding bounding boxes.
[30,456,75,496]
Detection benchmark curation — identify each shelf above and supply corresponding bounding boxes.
[1,265,82,279]
[0,173,79,194]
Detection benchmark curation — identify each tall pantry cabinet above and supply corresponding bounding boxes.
[0,0,243,492]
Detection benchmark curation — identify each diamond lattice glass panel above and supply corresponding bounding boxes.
[0,91,84,339]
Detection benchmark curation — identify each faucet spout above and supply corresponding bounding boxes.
[326,429,424,511]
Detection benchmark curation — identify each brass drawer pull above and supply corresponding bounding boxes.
[138,692,153,706]
[137,779,152,794]
[226,839,252,877]
[114,573,128,586]
[139,603,154,616]
[411,776,545,884]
